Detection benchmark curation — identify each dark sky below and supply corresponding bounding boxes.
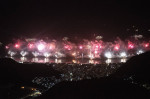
[0,0,150,42]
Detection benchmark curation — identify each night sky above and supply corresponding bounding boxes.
[0,0,150,42]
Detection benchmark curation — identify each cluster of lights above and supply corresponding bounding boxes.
[6,39,150,59]
[20,51,28,57]
[105,52,112,58]
[15,44,20,48]
[114,44,120,51]
[137,50,144,55]
[128,42,134,49]
[8,51,16,57]
[44,52,51,58]
[144,43,149,48]
[32,51,39,57]
[120,52,127,58]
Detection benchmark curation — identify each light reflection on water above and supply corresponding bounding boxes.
[12,57,128,64]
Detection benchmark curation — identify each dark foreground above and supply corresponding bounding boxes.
[0,52,150,99]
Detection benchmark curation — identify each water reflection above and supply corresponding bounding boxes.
[89,59,100,64]
[32,58,39,62]
[12,57,128,64]
[72,60,77,63]
[121,58,127,63]
[20,57,27,63]
[106,59,112,64]
[55,59,62,63]
[89,59,94,64]
[44,58,49,63]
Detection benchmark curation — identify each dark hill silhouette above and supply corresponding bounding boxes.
[112,51,150,83]
[17,63,61,81]
[37,78,150,99]
[0,58,61,98]
[37,51,150,99]
[0,58,19,84]
[0,58,60,83]
[0,58,18,64]
[0,44,7,58]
